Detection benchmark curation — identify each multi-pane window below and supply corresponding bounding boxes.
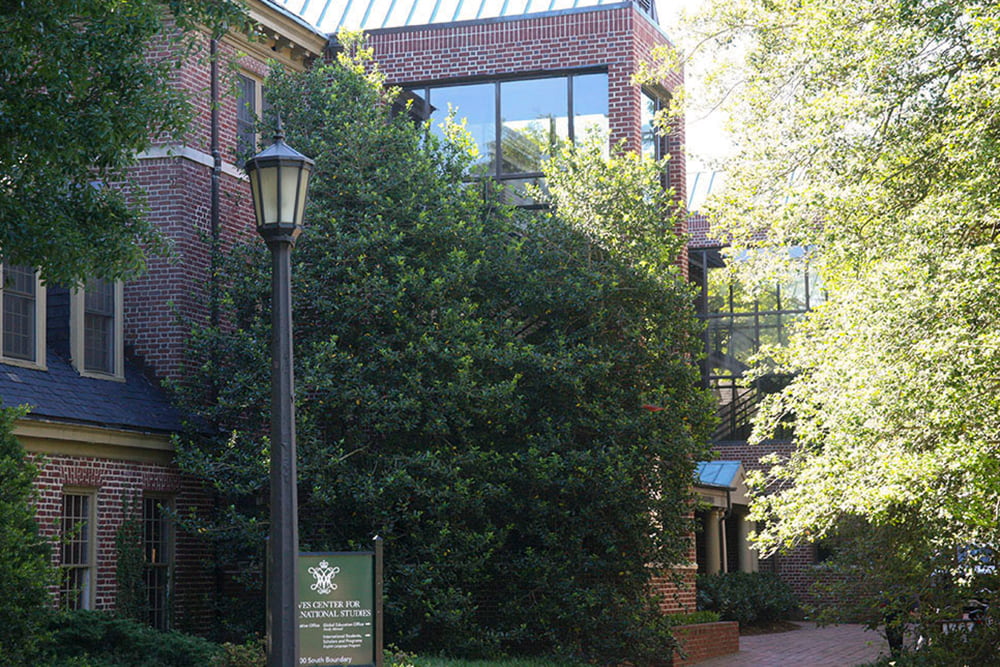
[3,264,36,360]
[84,278,115,374]
[60,493,95,611]
[690,246,824,440]
[143,497,172,630]
[236,73,258,164]
[407,71,609,206]
[1,263,44,365]
[71,278,122,379]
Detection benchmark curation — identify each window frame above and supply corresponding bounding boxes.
[405,68,609,208]
[0,263,46,369]
[70,278,124,380]
[59,489,97,611]
[142,495,173,630]
[236,71,270,167]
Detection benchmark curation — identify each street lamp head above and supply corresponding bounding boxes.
[245,119,314,243]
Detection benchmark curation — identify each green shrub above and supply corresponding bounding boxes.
[37,609,222,666]
[211,637,265,667]
[664,610,722,626]
[0,407,53,665]
[696,572,797,626]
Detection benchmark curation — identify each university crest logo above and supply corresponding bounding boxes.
[308,559,341,595]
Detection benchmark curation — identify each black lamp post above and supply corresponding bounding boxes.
[244,120,314,667]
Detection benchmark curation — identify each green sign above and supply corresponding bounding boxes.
[298,552,375,666]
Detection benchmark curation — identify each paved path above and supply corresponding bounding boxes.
[693,623,890,666]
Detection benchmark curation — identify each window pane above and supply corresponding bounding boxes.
[84,279,115,373]
[572,73,608,143]
[500,77,569,175]
[429,82,496,174]
[237,74,257,163]
[60,494,92,611]
[3,264,35,360]
[143,498,171,630]
[641,92,662,159]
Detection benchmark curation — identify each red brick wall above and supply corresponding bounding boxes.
[125,35,263,381]
[366,4,685,214]
[32,452,215,630]
[671,621,739,666]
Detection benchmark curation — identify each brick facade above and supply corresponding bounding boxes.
[367,3,685,213]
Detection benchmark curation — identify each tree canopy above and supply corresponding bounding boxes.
[685,0,1000,563]
[0,0,245,284]
[177,39,713,661]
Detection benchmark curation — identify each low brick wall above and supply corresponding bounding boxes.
[670,621,739,666]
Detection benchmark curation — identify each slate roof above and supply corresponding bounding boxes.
[695,460,743,490]
[0,351,186,435]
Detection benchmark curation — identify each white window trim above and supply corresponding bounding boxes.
[0,264,46,369]
[60,488,97,611]
[70,279,125,381]
[236,70,266,165]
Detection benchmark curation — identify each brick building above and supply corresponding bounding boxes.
[7,0,816,636]
[4,1,326,631]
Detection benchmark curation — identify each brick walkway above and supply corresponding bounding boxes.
[691,623,890,666]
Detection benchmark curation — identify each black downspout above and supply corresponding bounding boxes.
[210,37,221,330]
[209,35,224,636]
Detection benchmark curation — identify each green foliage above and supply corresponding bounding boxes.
[210,637,266,667]
[696,572,797,626]
[0,406,54,665]
[0,0,246,284]
[176,36,713,664]
[114,496,146,623]
[679,0,1000,636]
[36,609,221,667]
[664,610,722,626]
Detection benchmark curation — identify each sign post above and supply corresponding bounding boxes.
[298,538,383,666]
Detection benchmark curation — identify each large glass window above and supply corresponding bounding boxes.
[60,492,95,611]
[500,78,569,174]
[428,82,496,174]
[143,497,172,630]
[691,246,824,441]
[414,71,609,202]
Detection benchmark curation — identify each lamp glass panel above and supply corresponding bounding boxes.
[249,170,264,228]
[295,170,310,226]
[279,164,301,224]
[258,164,279,225]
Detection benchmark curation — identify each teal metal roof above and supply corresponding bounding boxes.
[696,460,742,490]
[270,0,657,34]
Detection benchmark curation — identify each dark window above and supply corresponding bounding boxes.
[237,74,258,164]
[83,278,115,374]
[143,497,172,630]
[3,264,36,361]
[60,493,93,610]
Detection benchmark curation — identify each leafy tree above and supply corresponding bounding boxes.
[0,0,246,284]
[681,0,1000,629]
[0,406,54,664]
[177,37,713,662]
